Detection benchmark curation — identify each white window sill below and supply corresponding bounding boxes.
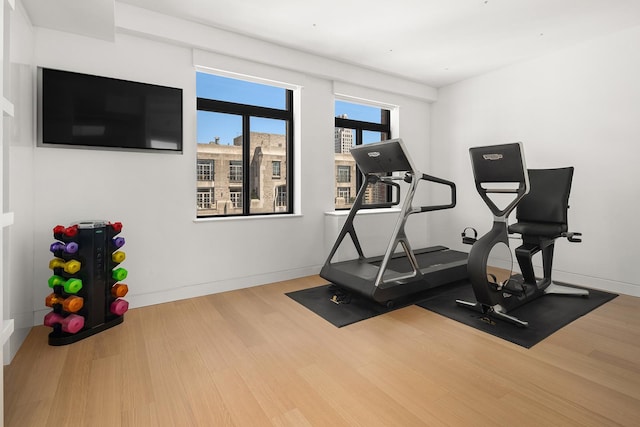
[324,207,401,217]
[194,213,303,223]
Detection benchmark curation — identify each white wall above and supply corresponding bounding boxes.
[5,0,35,363]
[4,3,436,360]
[430,25,640,296]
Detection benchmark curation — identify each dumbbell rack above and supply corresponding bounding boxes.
[45,220,129,346]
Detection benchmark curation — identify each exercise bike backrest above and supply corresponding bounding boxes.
[469,142,529,221]
[510,167,573,237]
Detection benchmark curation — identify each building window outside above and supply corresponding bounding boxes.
[229,160,242,182]
[272,161,281,178]
[275,185,287,208]
[230,190,243,208]
[197,188,214,209]
[336,165,351,183]
[337,187,351,203]
[196,72,294,217]
[197,160,214,181]
[334,100,392,210]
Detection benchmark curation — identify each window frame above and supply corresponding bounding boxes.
[334,104,392,210]
[196,76,294,218]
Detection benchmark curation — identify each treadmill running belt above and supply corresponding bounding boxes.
[372,249,467,273]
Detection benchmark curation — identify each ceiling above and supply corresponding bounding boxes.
[21,0,640,87]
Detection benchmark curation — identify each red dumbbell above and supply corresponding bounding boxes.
[53,225,78,238]
[110,299,129,316]
[43,312,85,334]
[64,225,78,237]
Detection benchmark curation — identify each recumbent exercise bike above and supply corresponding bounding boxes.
[456,142,588,327]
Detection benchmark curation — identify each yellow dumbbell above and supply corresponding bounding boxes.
[112,251,126,263]
[49,258,81,274]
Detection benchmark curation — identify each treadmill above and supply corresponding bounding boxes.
[320,138,468,306]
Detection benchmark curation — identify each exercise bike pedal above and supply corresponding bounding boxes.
[500,279,525,297]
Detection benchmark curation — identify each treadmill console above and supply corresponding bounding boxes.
[350,138,417,175]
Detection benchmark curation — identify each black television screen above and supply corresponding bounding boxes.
[38,68,183,153]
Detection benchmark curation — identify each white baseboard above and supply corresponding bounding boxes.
[488,256,639,297]
[34,264,323,326]
[30,263,638,330]
[550,270,639,297]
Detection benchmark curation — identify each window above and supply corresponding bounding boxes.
[197,160,214,181]
[336,165,351,182]
[272,161,281,178]
[275,185,287,208]
[196,72,294,217]
[197,188,214,209]
[229,160,242,182]
[334,100,391,209]
[230,191,243,208]
[336,187,351,209]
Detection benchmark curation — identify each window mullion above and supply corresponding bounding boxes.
[286,90,294,212]
[242,114,251,215]
[355,128,364,191]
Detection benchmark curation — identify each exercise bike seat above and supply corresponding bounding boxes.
[509,222,567,238]
[508,167,573,239]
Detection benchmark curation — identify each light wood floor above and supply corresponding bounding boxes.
[5,275,640,426]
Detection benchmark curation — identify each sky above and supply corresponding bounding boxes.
[196,72,384,145]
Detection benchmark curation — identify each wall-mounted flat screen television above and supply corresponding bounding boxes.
[38,67,183,153]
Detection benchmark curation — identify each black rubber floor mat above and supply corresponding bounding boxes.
[285,284,426,327]
[416,280,617,348]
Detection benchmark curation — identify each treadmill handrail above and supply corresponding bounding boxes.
[373,168,456,288]
[367,175,401,208]
[416,173,456,213]
[402,172,457,214]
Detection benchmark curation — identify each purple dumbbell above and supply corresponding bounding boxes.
[50,242,65,253]
[50,241,79,254]
[112,236,125,248]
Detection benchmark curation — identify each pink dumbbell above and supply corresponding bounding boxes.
[43,312,85,334]
[110,299,129,316]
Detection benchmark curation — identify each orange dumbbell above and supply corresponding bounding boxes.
[45,293,84,313]
[111,283,128,298]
